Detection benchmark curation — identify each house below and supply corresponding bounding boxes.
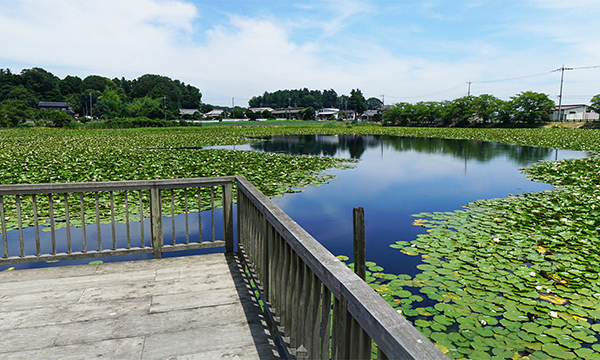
[361,110,380,122]
[271,107,305,119]
[551,104,599,121]
[179,109,200,117]
[341,110,356,121]
[38,101,74,115]
[204,109,226,118]
[248,107,274,113]
[316,108,340,120]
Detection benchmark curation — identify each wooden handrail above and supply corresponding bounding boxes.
[236,175,446,360]
[0,177,234,264]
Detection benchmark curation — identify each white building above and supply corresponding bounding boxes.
[551,104,599,121]
[316,108,340,120]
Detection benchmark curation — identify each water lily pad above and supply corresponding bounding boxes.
[542,343,576,359]
[575,348,600,360]
[433,315,454,326]
[557,335,581,349]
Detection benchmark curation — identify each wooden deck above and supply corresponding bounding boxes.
[0,253,281,359]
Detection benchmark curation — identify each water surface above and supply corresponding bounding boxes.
[248,135,591,275]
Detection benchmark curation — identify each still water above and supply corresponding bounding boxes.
[246,135,591,276]
[2,135,591,274]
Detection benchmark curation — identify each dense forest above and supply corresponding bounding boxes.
[248,88,383,111]
[0,67,202,126]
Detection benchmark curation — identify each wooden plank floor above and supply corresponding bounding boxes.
[0,253,282,360]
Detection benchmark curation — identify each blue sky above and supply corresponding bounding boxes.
[1,0,599,106]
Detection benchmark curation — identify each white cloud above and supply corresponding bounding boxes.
[0,0,598,106]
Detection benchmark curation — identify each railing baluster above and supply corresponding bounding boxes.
[171,189,176,245]
[33,194,40,255]
[320,285,332,359]
[0,195,7,258]
[282,241,293,335]
[110,191,116,250]
[124,191,130,249]
[197,187,202,243]
[291,251,302,348]
[16,195,24,257]
[95,192,101,251]
[210,187,215,242]
[223,182,233,253]
[184,188,189,244]
[64,193,71,254]
[307,272,321,359]
[49,193,56,255]
[139,190,145,248]
[150,186,163,259]
[79,193,86,253]
[299,262,311,353]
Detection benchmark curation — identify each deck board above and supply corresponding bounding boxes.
[0,253,281,359]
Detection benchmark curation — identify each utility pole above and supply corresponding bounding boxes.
[89,92,92,118]
[556,65,573,122]
[232,97,234,118]
[163,96,167,121]
[467,81,472,96]
[380,94,385,107]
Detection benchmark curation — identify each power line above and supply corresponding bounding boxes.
[473,70,557,84]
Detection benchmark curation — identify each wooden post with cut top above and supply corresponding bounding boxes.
[353,206,365,281]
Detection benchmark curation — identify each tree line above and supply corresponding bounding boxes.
[0,67,202,126]
[382,92,559,126]
[248,88,383,111]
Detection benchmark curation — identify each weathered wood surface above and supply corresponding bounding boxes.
[0,253,281,359]
[237,176,447,360]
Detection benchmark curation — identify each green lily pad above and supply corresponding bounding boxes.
[433,315,454,326]
[542,343,576,359]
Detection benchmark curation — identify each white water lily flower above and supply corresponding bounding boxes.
[480,320,487,326]
[536,286,543,291]
[529,271,536,277]
[550,311,558,318]
[397,309,403,315]
[493,238,500,243]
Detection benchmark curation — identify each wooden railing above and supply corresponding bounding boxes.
[236,176,446,360]
[0,177,233,264]
[1,175,446,359]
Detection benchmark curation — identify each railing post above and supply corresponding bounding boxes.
[223,181,234,253]
[353,207,366,281]
[150,186,163,259]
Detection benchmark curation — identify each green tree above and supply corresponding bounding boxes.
[509,91,554,123]
[300,107,315,120]
[245,109,259,121]
[40,109,72,127]
[473,94,504,124]
[366,97,383,110]
[448,96,476,126]
[348,89,367,115]
[20,67,59,96]
[59,75,83,95]
[589,94,600,114]
[8,85,37,104]
[80,75,117,93]
[261,109,274,119]
[0,100,32,127]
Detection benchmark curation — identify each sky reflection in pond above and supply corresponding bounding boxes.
[248,135,592,276]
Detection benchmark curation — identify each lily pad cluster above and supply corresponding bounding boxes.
[0,129,354,232]
[360,156,600,359]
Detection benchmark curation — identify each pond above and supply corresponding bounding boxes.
[243,135,591,276]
